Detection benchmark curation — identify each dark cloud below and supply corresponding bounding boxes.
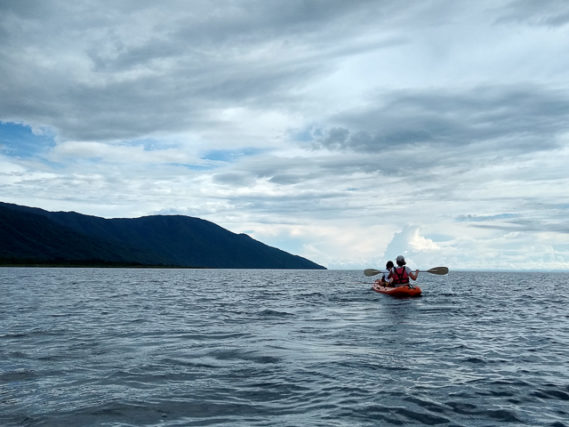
[2,0,566,146]
[212,171,255,186]
[0,0,409,141]
[312,85,569,154]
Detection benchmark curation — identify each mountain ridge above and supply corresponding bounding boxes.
[0,202,326,269]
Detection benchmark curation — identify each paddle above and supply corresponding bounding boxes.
[364,267,448,277]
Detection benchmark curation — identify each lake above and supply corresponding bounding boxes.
[1,268,568,426]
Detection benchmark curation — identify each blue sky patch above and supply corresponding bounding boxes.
[0,121,56,158]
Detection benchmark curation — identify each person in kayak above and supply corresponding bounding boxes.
[389,255,419,286]
[379,260,394,286]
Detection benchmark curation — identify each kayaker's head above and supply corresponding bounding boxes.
[396,255,406,266]
[386,260,394,270]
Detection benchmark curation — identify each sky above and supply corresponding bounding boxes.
[1,0,569,270]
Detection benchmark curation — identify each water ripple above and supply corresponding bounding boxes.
[1,268,568,426]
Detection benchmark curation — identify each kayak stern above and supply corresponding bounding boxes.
[372,282,422,297]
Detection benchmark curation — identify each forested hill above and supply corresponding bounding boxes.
[0,202,326,269]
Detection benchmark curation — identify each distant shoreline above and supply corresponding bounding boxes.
[0,202,326,270]
[0,260,202,269]
[0,261,325,270]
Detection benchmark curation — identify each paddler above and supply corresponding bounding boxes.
[379,260,394,286]
[389,255,419,286]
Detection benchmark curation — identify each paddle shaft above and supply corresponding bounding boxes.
[364,266,448,277]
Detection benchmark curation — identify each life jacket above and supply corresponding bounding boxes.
[390,266,409,285]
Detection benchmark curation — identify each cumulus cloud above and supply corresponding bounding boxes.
[383,226,443,267]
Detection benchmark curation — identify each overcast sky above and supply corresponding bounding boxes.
[1,0,569,270]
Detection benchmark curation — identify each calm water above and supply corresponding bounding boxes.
[1,268,568,426]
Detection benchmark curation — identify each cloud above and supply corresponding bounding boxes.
[496,0,569,27]
[472,220,569,235]
[380,223,569,271]
[1,1,569,270]
[0,0,408,142]
[383,226,442,267]
[456,213,519,222]
[50,141,196,165]
[311,85,569,155]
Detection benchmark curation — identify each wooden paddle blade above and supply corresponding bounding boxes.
[425,267,449,275]
[364,269,382,276]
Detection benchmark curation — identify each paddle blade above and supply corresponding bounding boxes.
[364,269,382,277]
[425,267,449,275]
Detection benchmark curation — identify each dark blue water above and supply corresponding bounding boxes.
[1,268,568,426]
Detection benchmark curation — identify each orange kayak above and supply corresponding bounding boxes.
[372,281,422,297]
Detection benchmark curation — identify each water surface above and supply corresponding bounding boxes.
[1,268,568,426]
